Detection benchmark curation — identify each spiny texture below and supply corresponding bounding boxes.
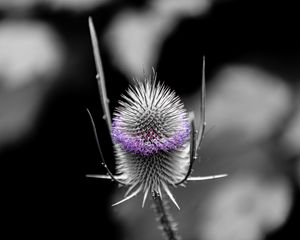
[112,75,189,156]
[111,74,190,206]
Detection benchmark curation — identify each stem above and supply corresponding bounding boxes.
[152,191,181,240]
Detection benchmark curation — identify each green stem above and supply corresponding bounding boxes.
[152,191,180,240]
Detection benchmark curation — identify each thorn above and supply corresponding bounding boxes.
[142,188,149,208]
[187,174,228,181]
[86,174,126,181]
[86,174,112,179]
[112,186,142,207]
[124,183,138,197]
[162,182,180,210]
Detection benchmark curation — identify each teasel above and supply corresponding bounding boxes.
[86,17,227,240]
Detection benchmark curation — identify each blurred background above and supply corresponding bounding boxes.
[1,0,300,239]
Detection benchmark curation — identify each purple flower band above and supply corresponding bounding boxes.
[111,118,190,156]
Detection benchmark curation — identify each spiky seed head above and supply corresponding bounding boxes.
[111,73,190,207]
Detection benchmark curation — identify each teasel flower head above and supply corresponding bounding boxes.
[111,73,190,208]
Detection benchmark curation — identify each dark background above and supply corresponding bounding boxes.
[1,0,300,239]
